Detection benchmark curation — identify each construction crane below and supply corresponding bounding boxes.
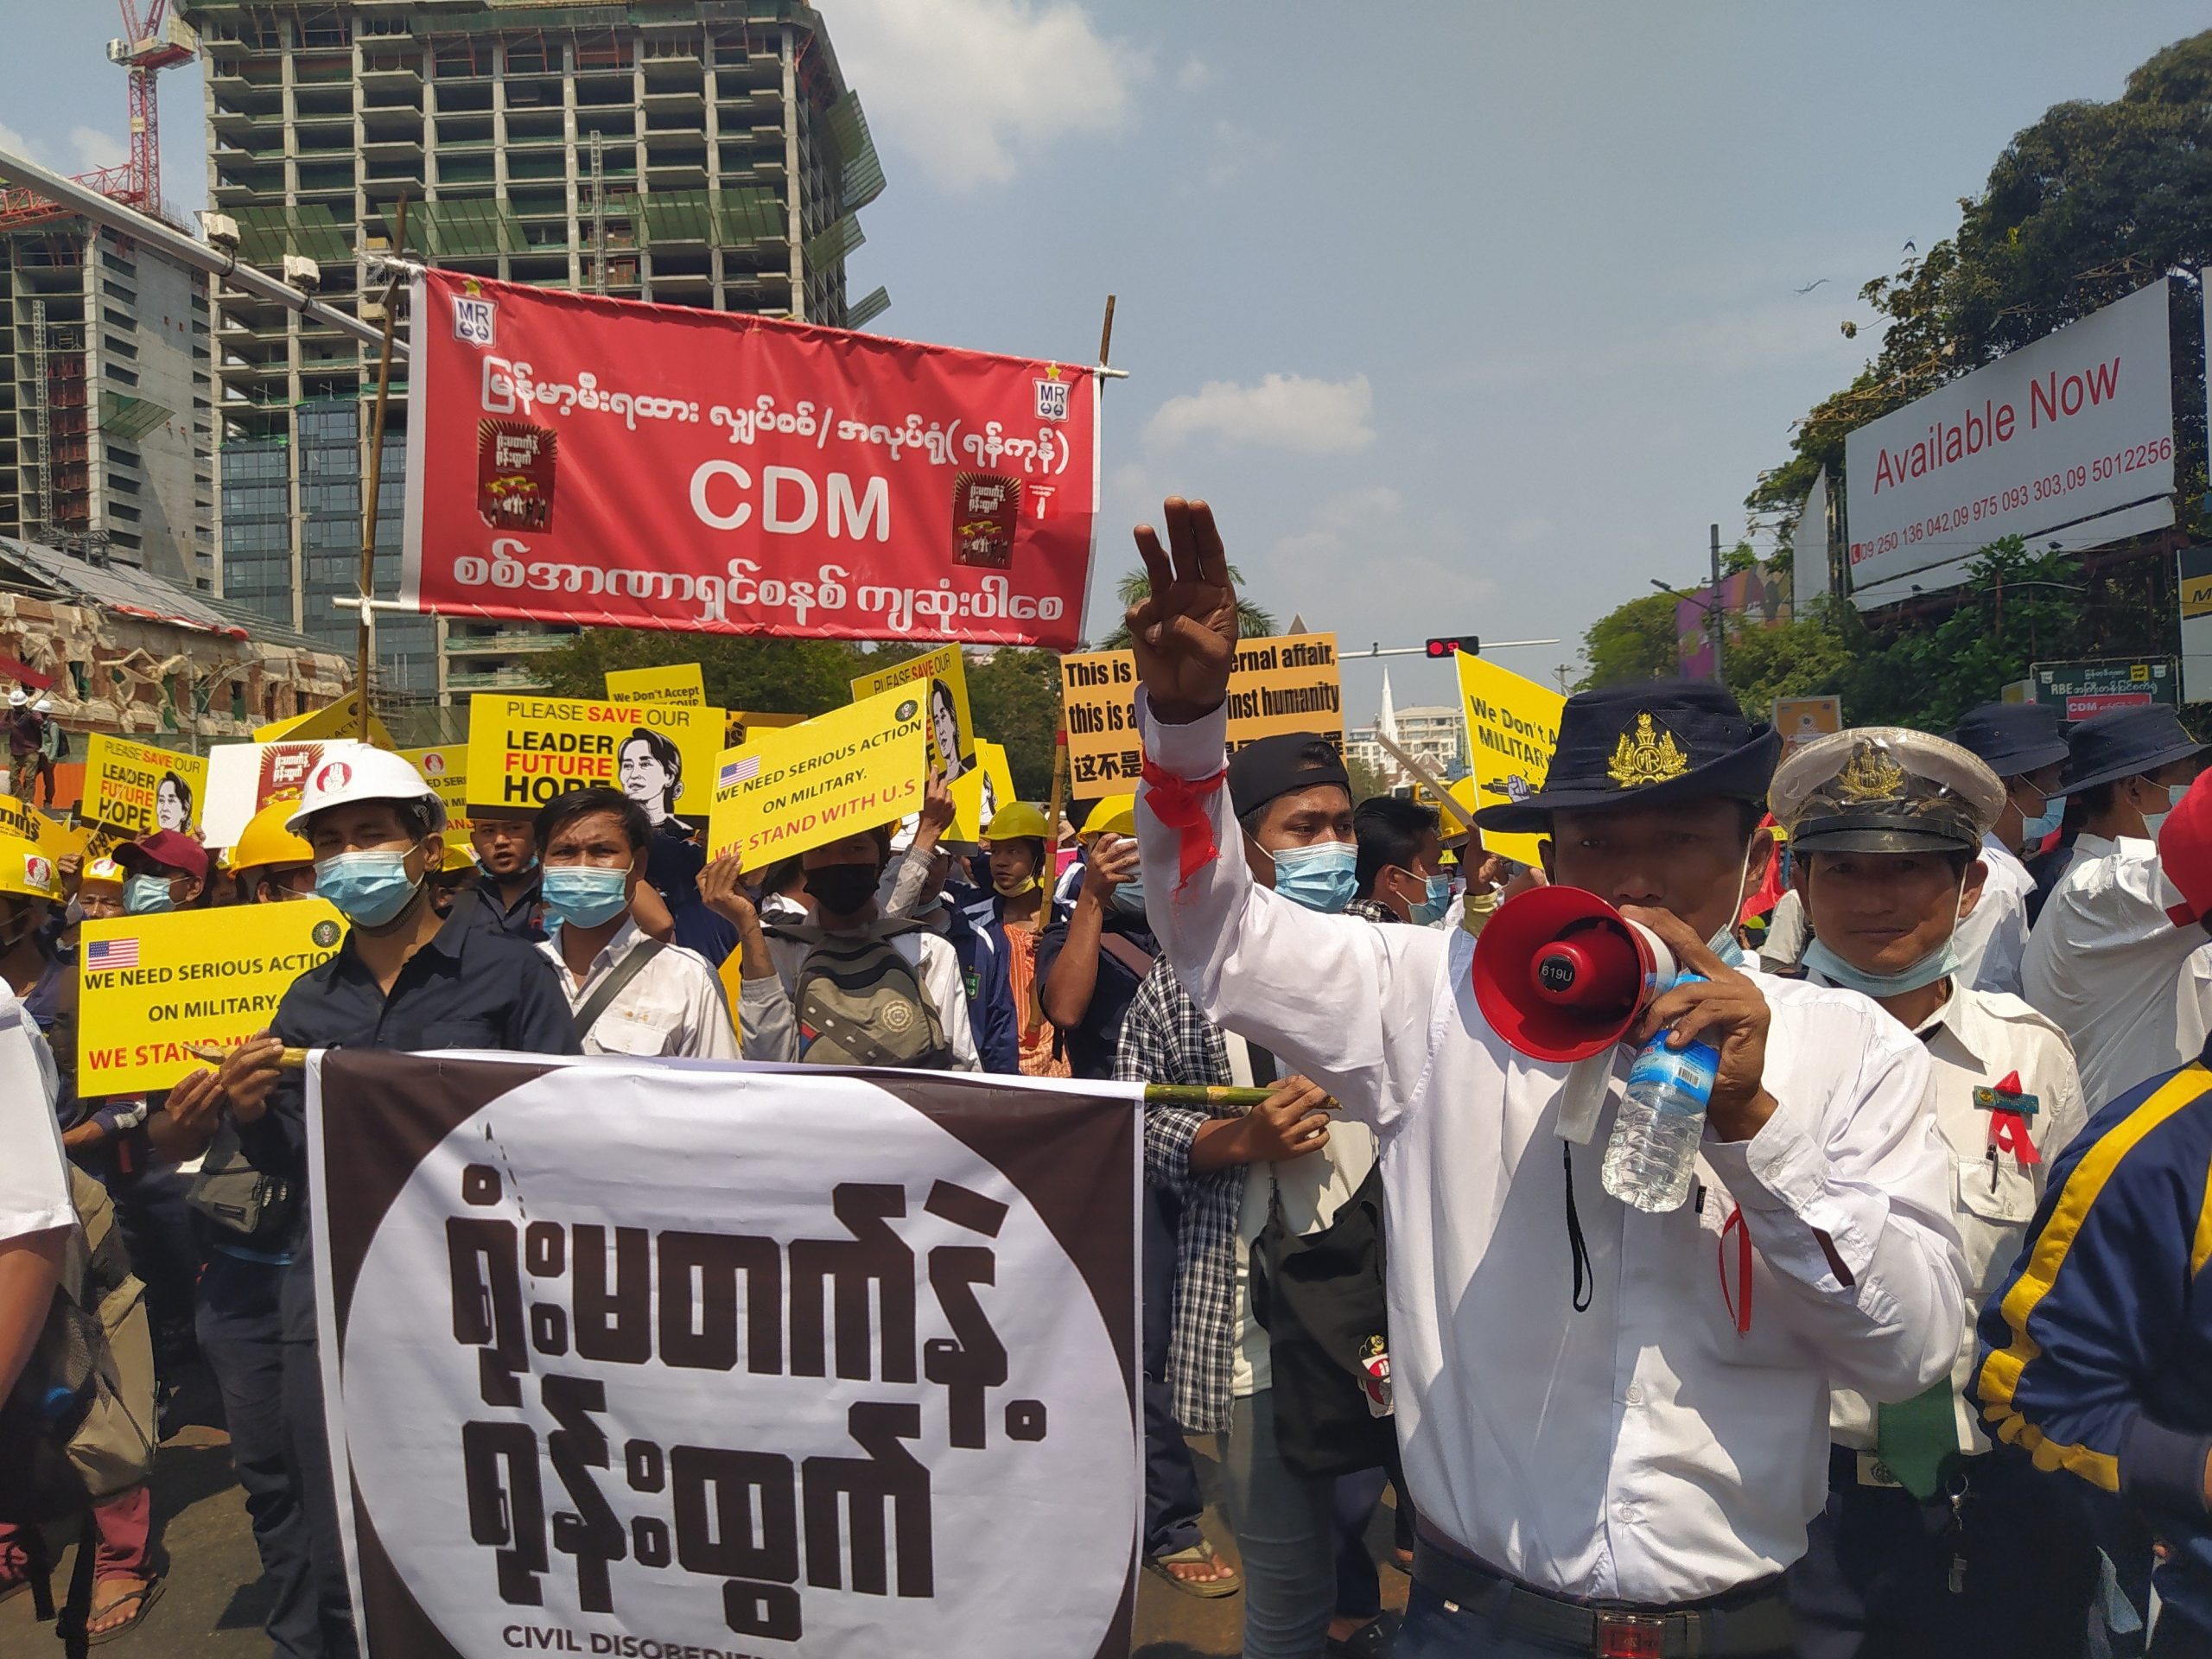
[0,3,196,232]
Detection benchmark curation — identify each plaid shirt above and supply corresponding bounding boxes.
[1344,897,1400,925]
[1113,958,1245,1434]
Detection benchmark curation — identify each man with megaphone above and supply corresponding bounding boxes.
[1127,498,1964,1659]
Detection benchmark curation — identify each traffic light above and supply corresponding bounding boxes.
[1425,635,1479,659]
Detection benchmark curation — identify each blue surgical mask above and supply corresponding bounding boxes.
[124,874,175,916]
[2145,783,2186,842]
[541,866,630,929]
[1707,925,1748,970]
[315,848,423,927]
[2020,792,2067,845]
[1410,872,1452,926]
[1272,842,1357,914]
[1804,935,1960,997]
[1111,876,1147,919]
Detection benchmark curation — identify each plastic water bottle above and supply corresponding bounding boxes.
[1601,986,1719,1213]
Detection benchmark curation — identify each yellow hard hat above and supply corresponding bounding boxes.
[80,856,126,890]
[232,799,316,874]
[441,842,478,874]
[0,836,60,902]
[983,801,1052,842]
[1440,776,1480,840]
[1083,794,1136,840]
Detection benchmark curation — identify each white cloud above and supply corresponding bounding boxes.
[1190,118,1277,192]
[69,126,127,173]
[1144,372,1376,454]
[1174,55,1214,92]
[828,0,1148,191]
[1263,489,1497,641]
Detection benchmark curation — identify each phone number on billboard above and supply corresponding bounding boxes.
[1851,436,2173,563]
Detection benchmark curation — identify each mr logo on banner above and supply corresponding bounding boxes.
[311,1053,1141,1659]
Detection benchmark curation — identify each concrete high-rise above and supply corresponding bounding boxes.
[180,0,886,705]
[0,222,217,589]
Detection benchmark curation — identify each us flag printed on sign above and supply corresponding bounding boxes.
[719,754,761,788]
[87,938,139,970]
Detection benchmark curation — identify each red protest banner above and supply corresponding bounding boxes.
[399,270,1100,649]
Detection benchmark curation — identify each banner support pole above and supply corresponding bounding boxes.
[1049,294,1116,849]
[356,198,409,742]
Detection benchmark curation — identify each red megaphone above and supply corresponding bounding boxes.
[1471,886,1679,1063]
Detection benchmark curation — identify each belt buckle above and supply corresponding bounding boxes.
[1593,1611,1666,1659]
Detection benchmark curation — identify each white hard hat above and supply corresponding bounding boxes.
[6,690,23,708]
[32,698,51,713]
[284,747,448,836]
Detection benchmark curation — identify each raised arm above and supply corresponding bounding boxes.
[1128,499,1442,1125]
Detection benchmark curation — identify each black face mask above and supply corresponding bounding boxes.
[807,863,880,917]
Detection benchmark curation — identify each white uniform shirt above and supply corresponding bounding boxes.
[1137,699,1965,1605]
[2021,833,2212,1109]
[1953,833,2035,997]
[538,919,741,1060]
[0,983,71,1244]
[1811,976,2087,1455]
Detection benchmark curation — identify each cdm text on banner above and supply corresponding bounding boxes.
[310,1051,1142,1659]
[399,269,1102,650]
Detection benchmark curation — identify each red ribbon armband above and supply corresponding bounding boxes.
[1141,757,1227,892]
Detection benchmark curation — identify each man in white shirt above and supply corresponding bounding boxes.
[1770,727,2096,1659]
[2022,705,2210,1109]
[1127,498,1963,1657]
[0,973,67,1402]
[532,787,745,1059]
[1947,702,2070,997]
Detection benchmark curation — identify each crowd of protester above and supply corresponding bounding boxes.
[4,518,2212,1655]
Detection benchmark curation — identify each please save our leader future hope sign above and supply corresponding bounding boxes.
[400,269,1102,651]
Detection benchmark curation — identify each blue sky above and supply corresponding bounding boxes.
[4,0,2208,722]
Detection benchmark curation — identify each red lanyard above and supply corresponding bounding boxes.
[1718,1205,1753,1336]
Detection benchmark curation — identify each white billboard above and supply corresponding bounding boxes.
[1845,281,2174,608]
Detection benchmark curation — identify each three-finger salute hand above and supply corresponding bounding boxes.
[1129,497,1238,725]
[1244,1075,1338,1163]
[1622,906,1776,1141]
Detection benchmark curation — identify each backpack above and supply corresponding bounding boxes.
[0,1166,156,1524]
[186,1118,296,1248]
[784,923,954,1069]
[49,723,69,761]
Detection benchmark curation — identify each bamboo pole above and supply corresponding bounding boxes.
[356,199,409,742]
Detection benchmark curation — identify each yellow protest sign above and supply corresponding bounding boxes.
[0,797,86,862]
[605,663,707,708]
[1454,655,1563,867]
[1770,696,1843,749]
[850,645,976,779]
[722,709,806,749]
[255,691,396,748]
[708,685,927,864]
[465,694,720,822]
[400,745,469,816]
[78,901,347,1094]
[1058,633,1343,798]
[81,735,207,836]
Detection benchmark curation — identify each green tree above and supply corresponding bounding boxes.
[1346,752,1392,804]
[1752,29,2212,524]
[1578,591,1681,689]
[537,630,867,715]
[1097,563,1279,650]
[964,648,1064,797]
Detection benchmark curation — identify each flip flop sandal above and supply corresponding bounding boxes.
[86,1577,165,1646]
[1143,1541,1243,1599]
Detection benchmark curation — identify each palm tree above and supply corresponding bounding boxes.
[1096,563,1280,649]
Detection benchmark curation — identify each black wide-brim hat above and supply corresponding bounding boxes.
[1947,702,2070,780]
[1474,678,1782,835]
[2061,704,2209,793]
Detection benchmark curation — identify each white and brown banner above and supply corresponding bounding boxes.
[308,1052,1141,1657]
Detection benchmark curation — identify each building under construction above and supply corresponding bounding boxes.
[179,0,887,705]
[0,227,217,592]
